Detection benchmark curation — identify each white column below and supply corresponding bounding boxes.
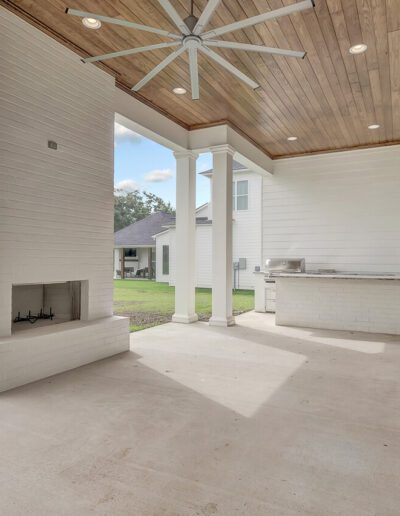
[209,144,235,327]
[172,150,198,324]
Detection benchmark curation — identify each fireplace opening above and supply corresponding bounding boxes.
[12,281,82,334]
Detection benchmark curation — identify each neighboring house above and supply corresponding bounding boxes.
[114,212,175,279]
[155,161,263,289]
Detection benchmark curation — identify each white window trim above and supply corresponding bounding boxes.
[233,179,249,211]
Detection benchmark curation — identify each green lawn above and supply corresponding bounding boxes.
[113,279,254,332]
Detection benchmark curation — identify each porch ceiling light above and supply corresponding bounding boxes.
[368,124,380,130]
[82,17,102,29]
[349,43,367,55]
[287,136,298,141]
[173,87,187,95]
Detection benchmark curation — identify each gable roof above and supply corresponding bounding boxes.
[114,211,175,246]
[200,160,248,177]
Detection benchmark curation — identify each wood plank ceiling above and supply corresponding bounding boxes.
[1,0,399,158]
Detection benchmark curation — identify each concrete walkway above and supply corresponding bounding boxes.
[1,312,399,515]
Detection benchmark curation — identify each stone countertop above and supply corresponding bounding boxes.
[275,273,400,280]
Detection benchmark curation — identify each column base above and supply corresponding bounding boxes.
[172,313,199,324]
[209,315,236,327]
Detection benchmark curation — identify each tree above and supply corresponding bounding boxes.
[114,190,175,231]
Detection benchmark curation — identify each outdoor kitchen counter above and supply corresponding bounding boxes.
[276,273,400,280]
[273,273,400,335]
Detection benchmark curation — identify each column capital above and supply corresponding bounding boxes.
[209,144,235,156]
[174,150,198,160]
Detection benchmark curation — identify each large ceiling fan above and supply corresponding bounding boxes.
[66,0,315,100]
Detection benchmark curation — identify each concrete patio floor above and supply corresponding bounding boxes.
[1,312,399,515]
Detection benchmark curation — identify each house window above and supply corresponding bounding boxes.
[124,248,137,257]
[233,180,248,211]
[162,245,169,275]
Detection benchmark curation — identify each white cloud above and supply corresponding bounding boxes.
[114,122,142,145]
[144,169,173,183]
[115,179,140,194]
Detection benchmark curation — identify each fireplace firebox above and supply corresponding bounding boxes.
[12,281,82,333]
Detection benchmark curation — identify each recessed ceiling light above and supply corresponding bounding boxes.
[349,43,367,55]
[368,124,380,130]
[82,17,102,29]
[287,136,298,141]
[173,87,187,95]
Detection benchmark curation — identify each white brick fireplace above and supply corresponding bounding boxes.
[0,8,129,392]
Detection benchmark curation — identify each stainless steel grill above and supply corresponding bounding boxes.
[265,258,305,276]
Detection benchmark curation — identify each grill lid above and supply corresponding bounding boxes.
[265,258,305,273]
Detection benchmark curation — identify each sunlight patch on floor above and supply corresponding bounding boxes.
[136,330,306,418]
[240,313,387,354]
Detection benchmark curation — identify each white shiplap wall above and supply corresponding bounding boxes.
[0,7,117,336]
[232,171,263,288]
[263,146,400,273]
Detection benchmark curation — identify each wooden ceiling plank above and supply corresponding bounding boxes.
[191,0,335,152]
[356,0,386,143]
[310,0,366,145]
[371,0,393,141]
[272,0,351,149]
[278,0,357,148]
[217,0,332,152]
[386,0,400,33]
[340,0,378,144]
[250,0,342,148]
[231,4,331,151]
[326,0,372,140]
[388,30,400,139]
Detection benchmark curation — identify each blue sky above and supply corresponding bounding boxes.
[114,122,212,207]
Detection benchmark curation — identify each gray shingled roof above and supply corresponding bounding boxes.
[200,160,247,176]
[114,212,175,246]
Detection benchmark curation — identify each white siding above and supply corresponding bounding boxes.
[155,232,171,283]
[137,248,150,270]
[232,171,263,288]
[196,204,209,218]
[263,146,400,273]
[196,226,212,288]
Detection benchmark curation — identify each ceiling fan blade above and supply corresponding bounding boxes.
[200,46,259,90]
[132,46,186,92]
[193,0,221,35]
[66,8,181,39]
[188,48,200,100]
[201,0,314,40]
[157,0,191,35]
[206,40,306,58]
[82,42,181,64]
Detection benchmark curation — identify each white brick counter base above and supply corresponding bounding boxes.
[276,277,400,335]
[0,316,129,393]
